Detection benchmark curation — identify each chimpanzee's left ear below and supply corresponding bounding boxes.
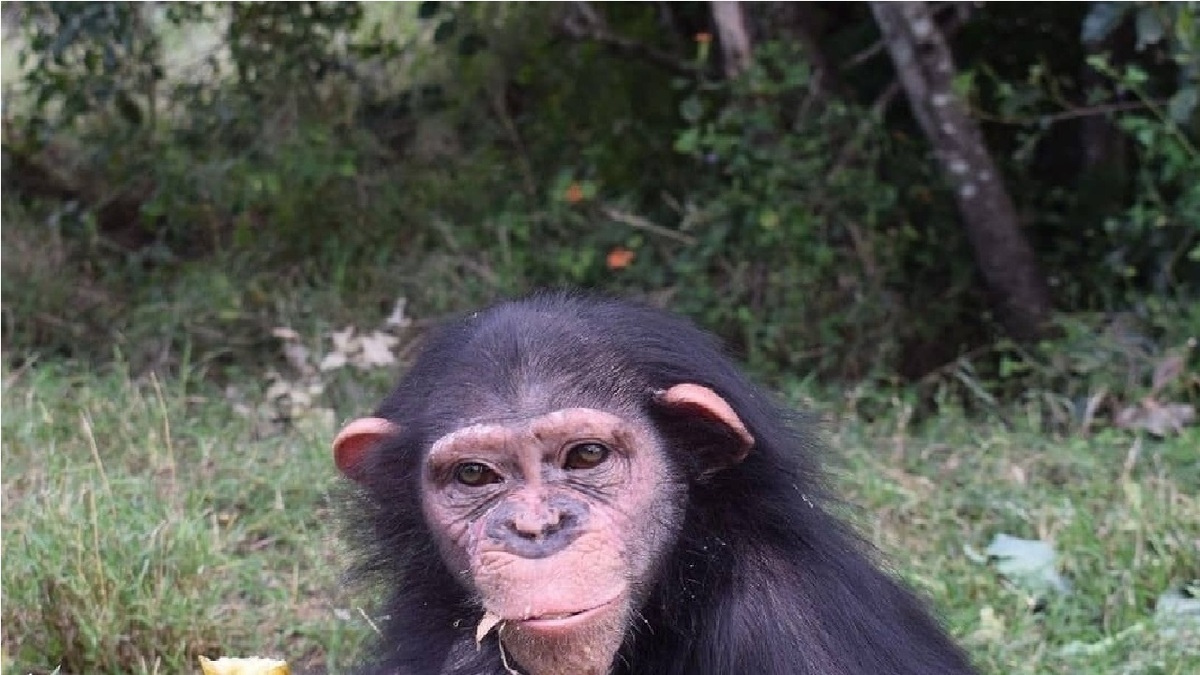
[333,417,400,481]
[654,384,754,467]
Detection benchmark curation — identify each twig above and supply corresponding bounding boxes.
[978,99,1171,126]
[558,1,700,77]
[601,205,697,245]
[488,88,538,198]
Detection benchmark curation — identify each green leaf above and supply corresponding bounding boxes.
[1124,65,1149,85]
[458,33,486,57]
[1085,54,1111,73]
[433,18,457,44]
[679,96,703,123]
[674,128,700,155]
[951,71,975,98]
[1167,87,1199,125]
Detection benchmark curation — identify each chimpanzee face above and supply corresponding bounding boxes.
[334,384,751,675]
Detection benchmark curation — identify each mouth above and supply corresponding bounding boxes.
[513,597,621,635]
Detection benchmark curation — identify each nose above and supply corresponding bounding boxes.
[486,495,587,558]
[509,506,574,540]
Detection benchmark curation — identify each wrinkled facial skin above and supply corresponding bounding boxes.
[421,408,684,675]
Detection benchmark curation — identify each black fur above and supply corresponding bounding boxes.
[340,290,976,675]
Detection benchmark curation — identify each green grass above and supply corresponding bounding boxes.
[2,359,1197,674]
[829,402,1200,674]
[1,364,371,674]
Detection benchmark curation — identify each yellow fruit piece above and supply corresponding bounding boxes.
[198,656,291,675]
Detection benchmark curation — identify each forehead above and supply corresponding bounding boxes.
[416,308,647,431]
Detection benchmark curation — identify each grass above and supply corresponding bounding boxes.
[0,363,370,674]
[828,402,1199,674]
[3,349,1196,675]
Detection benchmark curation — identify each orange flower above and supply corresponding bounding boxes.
[695,32,712,44]
[565,182,585,204]
[606,247,635,270]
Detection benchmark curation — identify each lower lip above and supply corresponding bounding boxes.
[516,598,619,635]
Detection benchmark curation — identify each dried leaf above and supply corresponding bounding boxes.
[1151,352,1186,394]
[1116,400,1196,437]
[356,331,399,368]
[319,351,349,371]
[271,327,301,341]
[331,326,357,354]
[264,381,292,401]
[282,342,312,374]
[475,610,503,645]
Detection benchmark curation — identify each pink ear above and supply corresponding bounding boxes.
[333,417,399,479]
[657,383,754,463]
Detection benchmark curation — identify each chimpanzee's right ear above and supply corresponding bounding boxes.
[333,417,399,480]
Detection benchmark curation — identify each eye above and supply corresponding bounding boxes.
[454,462,500,487]
[564,442,611,470]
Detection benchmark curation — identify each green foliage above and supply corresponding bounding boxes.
[662,40,962,374]
[956,2,1199,309]
[3,1,1198,388]
[18,2,163,133]
[1085,1,1200,297]
[8,2,397,259]
[914,297,1199,431]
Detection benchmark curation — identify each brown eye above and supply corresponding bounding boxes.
[564,442,610,470]
[454,462,499,486]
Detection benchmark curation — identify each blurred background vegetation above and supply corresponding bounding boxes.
[2,1,1197,407]
[2,3,1198,674]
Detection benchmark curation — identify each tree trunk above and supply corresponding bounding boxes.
[871,2,1053,341]
[712,1,753,78]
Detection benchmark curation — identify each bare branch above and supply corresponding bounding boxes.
[601,206,697,245]
[558,2,700,77]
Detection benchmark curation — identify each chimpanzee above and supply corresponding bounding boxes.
[333,291,977,675]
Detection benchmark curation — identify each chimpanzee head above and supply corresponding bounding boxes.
[333,294,753,674]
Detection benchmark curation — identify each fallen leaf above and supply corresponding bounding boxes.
[356,331,399,369]
[319,351,348,371]
[271,327,301,341]
[1151,345,1192,394]
[330,326,357,354]
[984,533,1072,595]
[282,342,312,374]
[1154,585,1200,638]
[1116,399,1196,437]
[264,380,292,401]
